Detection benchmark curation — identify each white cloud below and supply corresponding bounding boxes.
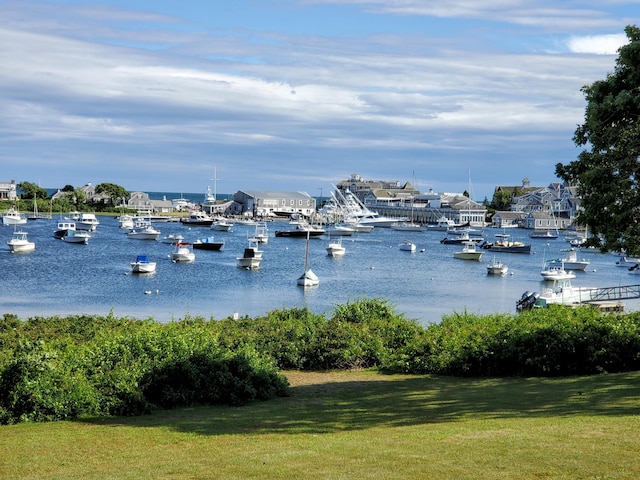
[566,33,628,54]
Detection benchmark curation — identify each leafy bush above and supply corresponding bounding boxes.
[396,307,640,377]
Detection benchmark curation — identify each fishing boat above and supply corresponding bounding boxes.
[540,260,576,281]
[130,255,156,273]
[237,239,263,269]
[297,231,319,286]
[399,239,416,252]
[75,213,100,231]
[171,242,195,263]
[127,219,161,241]
[2,207,27,226]
[251,222,270,244]
[548,249,590,271]
[453,241,483,261]
[481,234,531,254]
[486,257,508,275]
[326,236,346,257]
[211,217,234,232]
[192,236,225,251]
[179,210,213,226]
[63,229,91,244]
[7,230,35,253]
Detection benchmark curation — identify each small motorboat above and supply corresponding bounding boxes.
[540,260,576,281]
[453,241,483,261]
[326,236,346,257]
[192,236,225,251]
[130,255,156,273]
[399,239,416,252]
[127,220,161,241]
[211,217,234,232]
[2,207,27,226]
[486,257,508,275]
[63,229,91,244]
[7,230,35,253]
[179,211,213,226]
[237,239,263,269]
[75,213,100,231]
[172,242,195,263]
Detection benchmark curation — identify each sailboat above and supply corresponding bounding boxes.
[27,197,52,220]
[297,231,319,286]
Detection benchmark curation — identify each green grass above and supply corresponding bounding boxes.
[2,370,640,479]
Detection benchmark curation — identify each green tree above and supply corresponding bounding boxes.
[17,182,49,200]
[95,183,129,206]
[556,25,640,254]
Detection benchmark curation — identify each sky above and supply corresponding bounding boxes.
[0,1,636,201]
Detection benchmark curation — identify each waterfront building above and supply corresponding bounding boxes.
[0,180,18,201]
[232,190,316,218]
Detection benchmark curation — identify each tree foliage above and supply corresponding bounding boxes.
[17,182,49,200]
[95,183,129,205]
[556,25,640,254]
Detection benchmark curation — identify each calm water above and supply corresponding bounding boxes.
[2,215,640,325]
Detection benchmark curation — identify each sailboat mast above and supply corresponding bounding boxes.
[304,230,310,271]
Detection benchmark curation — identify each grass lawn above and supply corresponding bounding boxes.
[2,370,640,479]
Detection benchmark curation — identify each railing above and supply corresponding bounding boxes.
[589,285,640,302]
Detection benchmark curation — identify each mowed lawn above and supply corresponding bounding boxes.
[2,370,640,479]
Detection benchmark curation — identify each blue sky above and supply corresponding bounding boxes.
[0,1,636,201]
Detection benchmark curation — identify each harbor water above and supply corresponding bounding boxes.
[2,216,640,324]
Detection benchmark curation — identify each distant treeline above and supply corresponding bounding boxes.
[2,298,640,424]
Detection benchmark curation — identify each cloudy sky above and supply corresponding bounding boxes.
[0,1,635,201]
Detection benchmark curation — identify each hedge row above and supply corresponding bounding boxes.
[2,299,640,423]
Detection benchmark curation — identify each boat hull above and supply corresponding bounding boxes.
[275,229,324,238]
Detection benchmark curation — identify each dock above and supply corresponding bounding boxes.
[588,284,640,303]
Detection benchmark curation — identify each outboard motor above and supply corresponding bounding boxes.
[516,291,539,311]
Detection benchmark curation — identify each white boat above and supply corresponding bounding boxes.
[7,230,35,253]
[548,249,590,271]
[63,229,90,244]
[237,239,263,269]
[326,236,346,257]
[75,213,100,231]
[399,239,416,252]
[118,214,135,229]
[172,242,195,263]
[324,224,356,236]
[179,210,213,226]
[211,217,234,232]
[252,222,270,244]
[297,231,319,287]
[529,230,558,239]
[160,234,184,245]
[530,278,598,308]
[540,260,576,281]
[486,257,508,275]
[130,255,156,273]
[342,220,374,233]
[427,216,461,232]
[2,207,27,226]
[127,219,161,240]
[453,241,483,261]
[391,221,424,232]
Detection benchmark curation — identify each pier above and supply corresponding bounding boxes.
[589,284,640,302]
